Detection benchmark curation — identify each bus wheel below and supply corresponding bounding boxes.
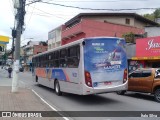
[116,90,126,95]
[55,80,62,96]
[154,88,160,103]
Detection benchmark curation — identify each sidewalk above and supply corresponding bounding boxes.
[0,68,58,120]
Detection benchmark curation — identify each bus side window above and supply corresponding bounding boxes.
[54,51,59,67]
[68,45,80,68]
[39,56,41,67]
[48,53,52,60]
[60,49,67,67]
[77,46,80,59]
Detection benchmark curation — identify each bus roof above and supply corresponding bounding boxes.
[33,37,124,57]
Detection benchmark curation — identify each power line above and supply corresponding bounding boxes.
[45,0,148,2]
[27,12,54,17]
[30,6,73,16]
[40,1,158,11]
[26,3,36,28]
[27,12,72,20]
[27,11,72,17]
[9,0,15,16]
[28,6,67,19]
[26,0,41,6]
[25,5,70,21]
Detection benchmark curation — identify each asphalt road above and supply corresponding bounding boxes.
[19,72,160,120]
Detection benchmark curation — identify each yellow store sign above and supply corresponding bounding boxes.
[132,56,160,60]
[0,35,9,43]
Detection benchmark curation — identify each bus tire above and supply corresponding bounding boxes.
[55,80,62,96]
[154,88,160,103]
[116,90,126,95]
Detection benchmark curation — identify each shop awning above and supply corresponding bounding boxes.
[132,56,160,60]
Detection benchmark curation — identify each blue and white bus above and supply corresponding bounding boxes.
[32,37,128,95]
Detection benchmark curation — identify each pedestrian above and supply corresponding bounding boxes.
[8,65,13,78]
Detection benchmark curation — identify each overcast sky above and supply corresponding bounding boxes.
[0,0,160,49]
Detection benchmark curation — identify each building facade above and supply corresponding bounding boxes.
[61,13,158,45]
[23,41,47,71]
[47,13,158,68]
[48,26,61,50]
[129,36,160,73]
[0,35,9,65]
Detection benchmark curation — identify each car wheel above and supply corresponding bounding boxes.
[55,80,62,96]
[116,90,126,95]
[154,88,160,103]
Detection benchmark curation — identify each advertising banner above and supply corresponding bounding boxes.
[136,36,160,57]
[84,38,127,87]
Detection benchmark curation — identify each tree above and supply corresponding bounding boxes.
[143,8,160,22]
[154,8,160,18]
[143,13,154,21]
[122,32,135,43]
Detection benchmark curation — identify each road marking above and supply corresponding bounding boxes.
[31,89,70,120]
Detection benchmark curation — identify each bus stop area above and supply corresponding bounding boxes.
[0,68,58,120]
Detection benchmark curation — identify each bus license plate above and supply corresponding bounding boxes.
[98,82,112,87]
[104,81,112,85]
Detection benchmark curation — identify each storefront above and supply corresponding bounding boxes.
[0,35,9,65]
[129,36,160,73]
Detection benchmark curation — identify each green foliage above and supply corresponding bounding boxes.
[2,53,7,60]
[143,8,160,21]
[154,8,160,18]
[122,32,135,43]
[143,13,154,21]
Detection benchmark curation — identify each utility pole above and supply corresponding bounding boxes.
[11,28,16,62]
[12,0,26,92]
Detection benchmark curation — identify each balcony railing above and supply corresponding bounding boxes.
[62,22,83,39]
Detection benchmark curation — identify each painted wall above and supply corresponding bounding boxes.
[145,27,160,37]
[48,26,62,50]
[33,45,48,55]
[62,32,85,45]
[81,16,135,27]
[62,19,144,45]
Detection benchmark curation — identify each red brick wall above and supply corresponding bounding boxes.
[82,19,144,37]
[61,19,144,45]
[62,32,85,45]
[33,45,47,55]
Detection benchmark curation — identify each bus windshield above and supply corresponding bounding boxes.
[84,38,127,87]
